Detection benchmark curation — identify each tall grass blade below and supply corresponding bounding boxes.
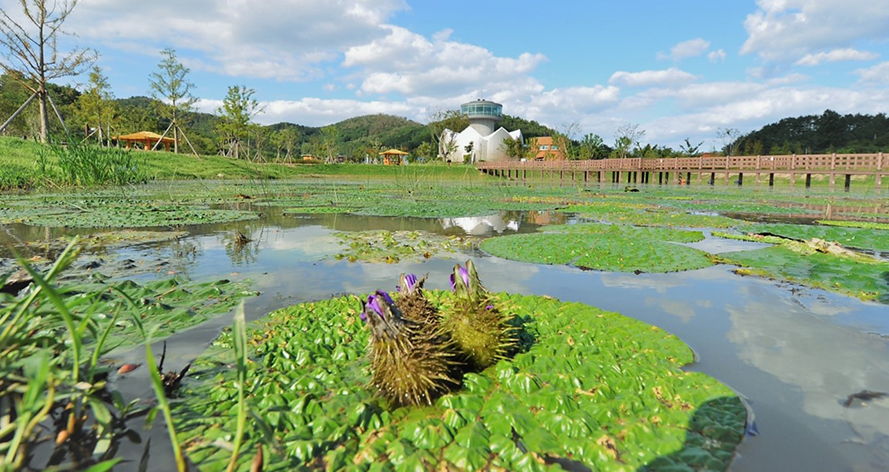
[226,302,248,472]
[144,330,187,472]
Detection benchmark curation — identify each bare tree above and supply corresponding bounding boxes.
[0,0,95,142]
[612,123,645,159]
[427,108,468,160]
[717,127,741,156]
[149,48,197,153]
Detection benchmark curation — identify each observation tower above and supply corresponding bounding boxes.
[461,99,502,136]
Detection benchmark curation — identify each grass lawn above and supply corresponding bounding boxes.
[0,136,489,189]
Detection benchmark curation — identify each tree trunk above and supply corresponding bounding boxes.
[37,88,50,143]
[173,125,180,153]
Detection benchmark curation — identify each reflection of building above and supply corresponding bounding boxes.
[440,214,520,235]
[441,99,522,163]
[531,136,566,160]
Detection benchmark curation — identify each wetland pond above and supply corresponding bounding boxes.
[2,182,889,471]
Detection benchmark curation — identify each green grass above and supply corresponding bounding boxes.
[0,136,491,189]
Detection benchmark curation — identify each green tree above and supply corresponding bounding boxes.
[414,141,433,161]
[320,124,339,163]
[216,84,261,159]
[149,48,197,153]
[578,133,605,160]
[499,136,526,160]
[678,137,703,157]
[0,0,95,142]
[76,65,116,146]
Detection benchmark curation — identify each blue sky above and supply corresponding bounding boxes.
[23,0,889,149]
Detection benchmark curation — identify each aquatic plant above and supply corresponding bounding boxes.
[43,138,150,187]
[0,240,143,470]
[481,224,714,273]
[174,292,747,471]
[334,230,475,263]
[363,291,459,406]
[441,261,515,370]
[394,273,439,326]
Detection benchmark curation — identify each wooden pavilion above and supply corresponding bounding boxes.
[380,149,409,165]
[116,131,177,151]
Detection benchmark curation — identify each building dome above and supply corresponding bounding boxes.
[461,99,502,136]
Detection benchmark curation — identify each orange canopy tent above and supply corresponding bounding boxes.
[116,131,177,151]
[379,148,408,166]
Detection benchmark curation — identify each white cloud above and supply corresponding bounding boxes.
[608,68,697,88]
[856,61,889,83]
[196,97,416,127]
[795,48,879,66]
[343,25,546,97]
[69,0,409,81]
[657,38,710,61]
[708,49,727,63]
[741,0,889,62]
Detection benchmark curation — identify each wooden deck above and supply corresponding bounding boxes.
[476,153,887,189]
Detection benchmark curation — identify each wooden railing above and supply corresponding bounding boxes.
[476,153,885,173]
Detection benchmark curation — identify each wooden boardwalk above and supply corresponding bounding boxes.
[477,153,887,190]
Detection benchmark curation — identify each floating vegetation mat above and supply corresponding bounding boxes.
[748,223,889,252]
[18,205,260,228]
[334,230,476,263]
[558,202,750,229]
[481,224,713,273]
[175,292,746,472]
[283,206,359,215]
[713,233,889,303]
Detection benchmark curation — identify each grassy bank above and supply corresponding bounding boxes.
[0,137,488,190]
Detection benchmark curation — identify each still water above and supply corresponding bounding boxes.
[5,209,889,471]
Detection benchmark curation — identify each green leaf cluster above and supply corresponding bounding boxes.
[481,224,713,273]
[173,292,746,471]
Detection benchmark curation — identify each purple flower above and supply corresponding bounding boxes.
[404,273,418,292]
[377,290,394,306]
[365,294,384,320]
[449,273,456,291]
[485,305,494,311]
[458,266,470,286]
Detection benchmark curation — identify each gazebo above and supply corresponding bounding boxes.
[116,131,177,151]
[379,149,409,166]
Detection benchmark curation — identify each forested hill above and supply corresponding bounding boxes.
[735,110,889,155]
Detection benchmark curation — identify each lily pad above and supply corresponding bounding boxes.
[480,224,713,273]
[174,292,746,472]
[334,230,476,263]
[22,206,259,228]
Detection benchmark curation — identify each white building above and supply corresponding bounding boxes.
[441,99,522,163]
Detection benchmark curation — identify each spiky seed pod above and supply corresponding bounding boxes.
[394,273,439,327]
[442,260,516,370]
[362,291,458,406]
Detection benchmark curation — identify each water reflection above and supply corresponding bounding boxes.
[440,214,519,235]
[4,208,889,472]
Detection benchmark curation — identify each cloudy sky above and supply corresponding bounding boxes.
[34,0,889,149]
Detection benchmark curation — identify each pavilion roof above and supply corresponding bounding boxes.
[379,148,409,155]
[116,131,176,143]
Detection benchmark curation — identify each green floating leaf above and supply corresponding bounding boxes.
[173,292,745,472]
[481,224,713,273]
